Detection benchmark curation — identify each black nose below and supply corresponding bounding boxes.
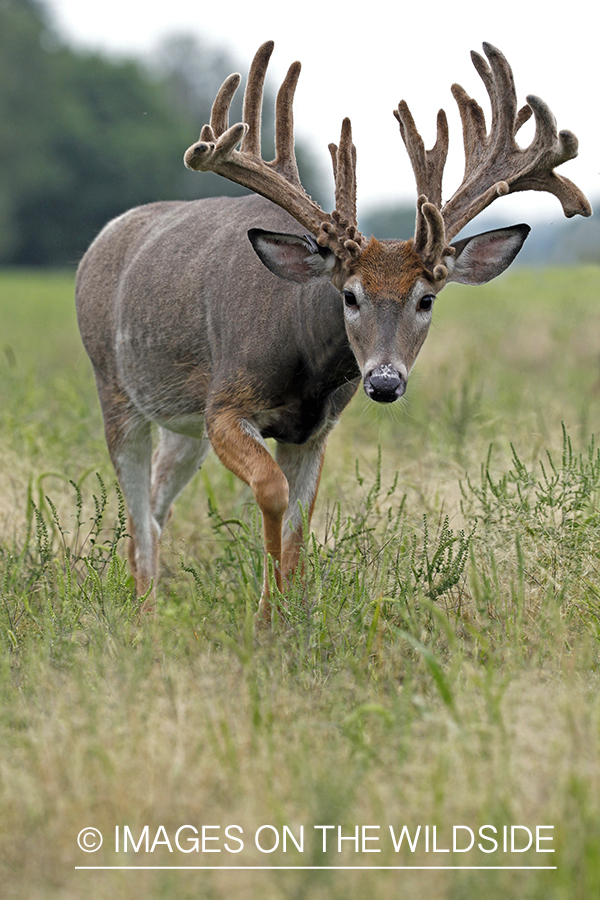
[364,365,406,403]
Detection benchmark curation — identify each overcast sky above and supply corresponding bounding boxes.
[46,0,598,225]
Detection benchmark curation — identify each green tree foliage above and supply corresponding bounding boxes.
[0,0,194,263]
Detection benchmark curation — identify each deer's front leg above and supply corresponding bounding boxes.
[206,407,289,625]
[276,438,327,584]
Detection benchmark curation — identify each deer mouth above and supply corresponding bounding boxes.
[363,365,406,404]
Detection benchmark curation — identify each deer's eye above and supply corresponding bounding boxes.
[343,290,359,308]
[418,294,434,312]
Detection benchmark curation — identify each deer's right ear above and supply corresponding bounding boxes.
[248,229,336,284]
[444,224,531,285]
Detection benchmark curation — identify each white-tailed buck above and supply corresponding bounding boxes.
[76,41,591,621]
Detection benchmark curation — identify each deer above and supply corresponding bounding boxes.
[75,41,591,623]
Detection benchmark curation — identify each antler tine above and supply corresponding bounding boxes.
[184,42,364,264]
[328,118,356,222]
[327,118,365,252]
[274,59,302,186]
[474,43,533,144]
[206,73,242,141]
[241,40,272,157]
[471,43,518,145]
[395,102,448,209]
[395,101,449,260]
[322,118,366,261]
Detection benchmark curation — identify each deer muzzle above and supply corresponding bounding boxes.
[364,364,406,404]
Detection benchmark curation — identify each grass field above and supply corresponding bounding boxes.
[2,263,600,899]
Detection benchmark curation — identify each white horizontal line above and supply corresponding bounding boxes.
[75,865,557,871]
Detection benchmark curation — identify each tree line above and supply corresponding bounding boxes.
[0,0,325,266]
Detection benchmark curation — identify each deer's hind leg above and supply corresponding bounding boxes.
[151,426,210,530]
[96,380,157,608]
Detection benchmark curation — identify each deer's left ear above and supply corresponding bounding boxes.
[444,224,530,285]
[248,229,337,283]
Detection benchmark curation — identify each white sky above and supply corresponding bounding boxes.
[46,0,598,224]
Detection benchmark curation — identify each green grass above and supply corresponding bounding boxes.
[2,265,600,899]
